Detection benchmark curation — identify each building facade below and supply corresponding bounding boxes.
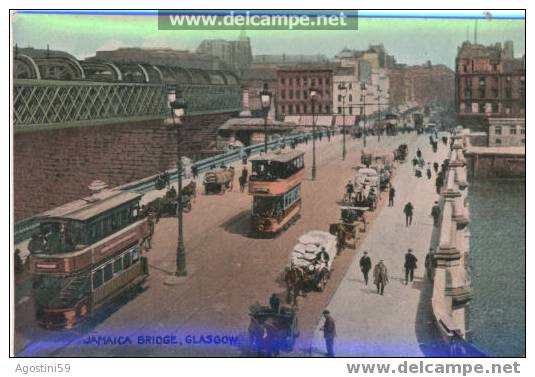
[488,118,525,147]
[388,62,455,109]
[455,41,525,131]
[196,35,253,76]
[275,65,334,118]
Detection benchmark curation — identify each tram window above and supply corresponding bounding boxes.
[123,252,132,269]
[103,263,113,282]
[113,258,122,273]
[132,247,140,263]
[92,269,103,289]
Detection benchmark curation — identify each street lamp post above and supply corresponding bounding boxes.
[309,86,319,180]
[168,87,188,277]
[260,83,272,154]
[338,83,348,160]
[377,86,382,142]
[361,83,367,148]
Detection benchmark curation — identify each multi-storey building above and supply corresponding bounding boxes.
[455,41,525,131]
[275,65,334,118]
[196,34,253,76]
[388,62,455,109]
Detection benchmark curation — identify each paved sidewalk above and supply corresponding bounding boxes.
[311,133,449,357]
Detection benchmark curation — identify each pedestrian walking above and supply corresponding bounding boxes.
[404,249,418,284]
[426,164,432,179]
[373,260,389,295]
[359,251,372,285]
[239,174,246,192]
[416,148,422,159]
[388,186,395,207]
[145,206,156,250]
[403,202,414,226]
[320,310,336,357]
[433,162,439,173]
[191,165,198,179]
[435,174,444,194]
[431,201,441,227]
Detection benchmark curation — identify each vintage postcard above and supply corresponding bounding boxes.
[10,9,525,362]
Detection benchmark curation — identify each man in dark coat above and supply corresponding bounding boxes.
[359,251,372,285]
[404,249,418,284]
[431,201,441,226]
[373,260,389,295]
[403,202,414,226]
[320,310,336,357]
[388,186,395,207]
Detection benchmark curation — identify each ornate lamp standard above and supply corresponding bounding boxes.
[260,83,272,153]
[167,87,188,278]
[338,83,348,160]
[309,86,319,180]
[360,82,367,148]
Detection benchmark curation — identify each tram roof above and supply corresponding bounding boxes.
[250,150,305,163]
[38,190,142,222]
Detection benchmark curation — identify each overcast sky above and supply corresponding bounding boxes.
[12,12,525,68]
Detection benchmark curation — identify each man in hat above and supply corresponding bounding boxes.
[404,249,418,284]
[359,251,372,285]
[431,201,441,227]
[388,186,395,207]
[403,202,414,226]
[373,260,389,295]
[320,310,336,357]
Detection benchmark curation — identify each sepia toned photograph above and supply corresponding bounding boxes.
[10,9,525,359]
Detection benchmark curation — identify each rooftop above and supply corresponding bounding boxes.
[250,150,305,163]
[38,190,142,222]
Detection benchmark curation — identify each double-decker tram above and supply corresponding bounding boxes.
[27,189,150,329]
[248,150,305,236]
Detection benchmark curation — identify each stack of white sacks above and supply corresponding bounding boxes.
[287,230,337,271]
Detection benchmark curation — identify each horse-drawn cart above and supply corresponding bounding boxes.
[248,304,299,355]
[203,166,234,194]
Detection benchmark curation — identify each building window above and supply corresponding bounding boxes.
[510,126,517,135]
[348,94,353,102]
[479,77,485,86]
[495,126,502,135]
[492,102,498,113]
[495,138,502,145]
[338,106,342,114]
[288,104,293,114]
[478,102,485,113]
[289,78,293,85]
[280,78,285,85]
[349,107,353,115]
[281,105,285,114]
[289,90,293,99]
[303,90,308,100]
[348,83,352,89]
[505,106,511,115]
[281,90,286,99]
[521,139,525,144]
[520,128,525,135]
[296,91,301,99]
[326,78,330,85]
[326,105,330,113]
[338,94,342,102]
[296,104,301,113]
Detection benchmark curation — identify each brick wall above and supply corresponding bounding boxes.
[14,112,235,221]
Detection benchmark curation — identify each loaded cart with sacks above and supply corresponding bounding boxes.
[203,166,235,194]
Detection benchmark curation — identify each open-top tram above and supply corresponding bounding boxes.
[248,151,305,236]
[27,189,151,329]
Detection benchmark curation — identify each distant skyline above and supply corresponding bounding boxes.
[12,12,525,68]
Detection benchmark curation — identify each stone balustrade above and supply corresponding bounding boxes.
[431,130,472,345]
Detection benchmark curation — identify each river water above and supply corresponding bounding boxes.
[467,179,525,357]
